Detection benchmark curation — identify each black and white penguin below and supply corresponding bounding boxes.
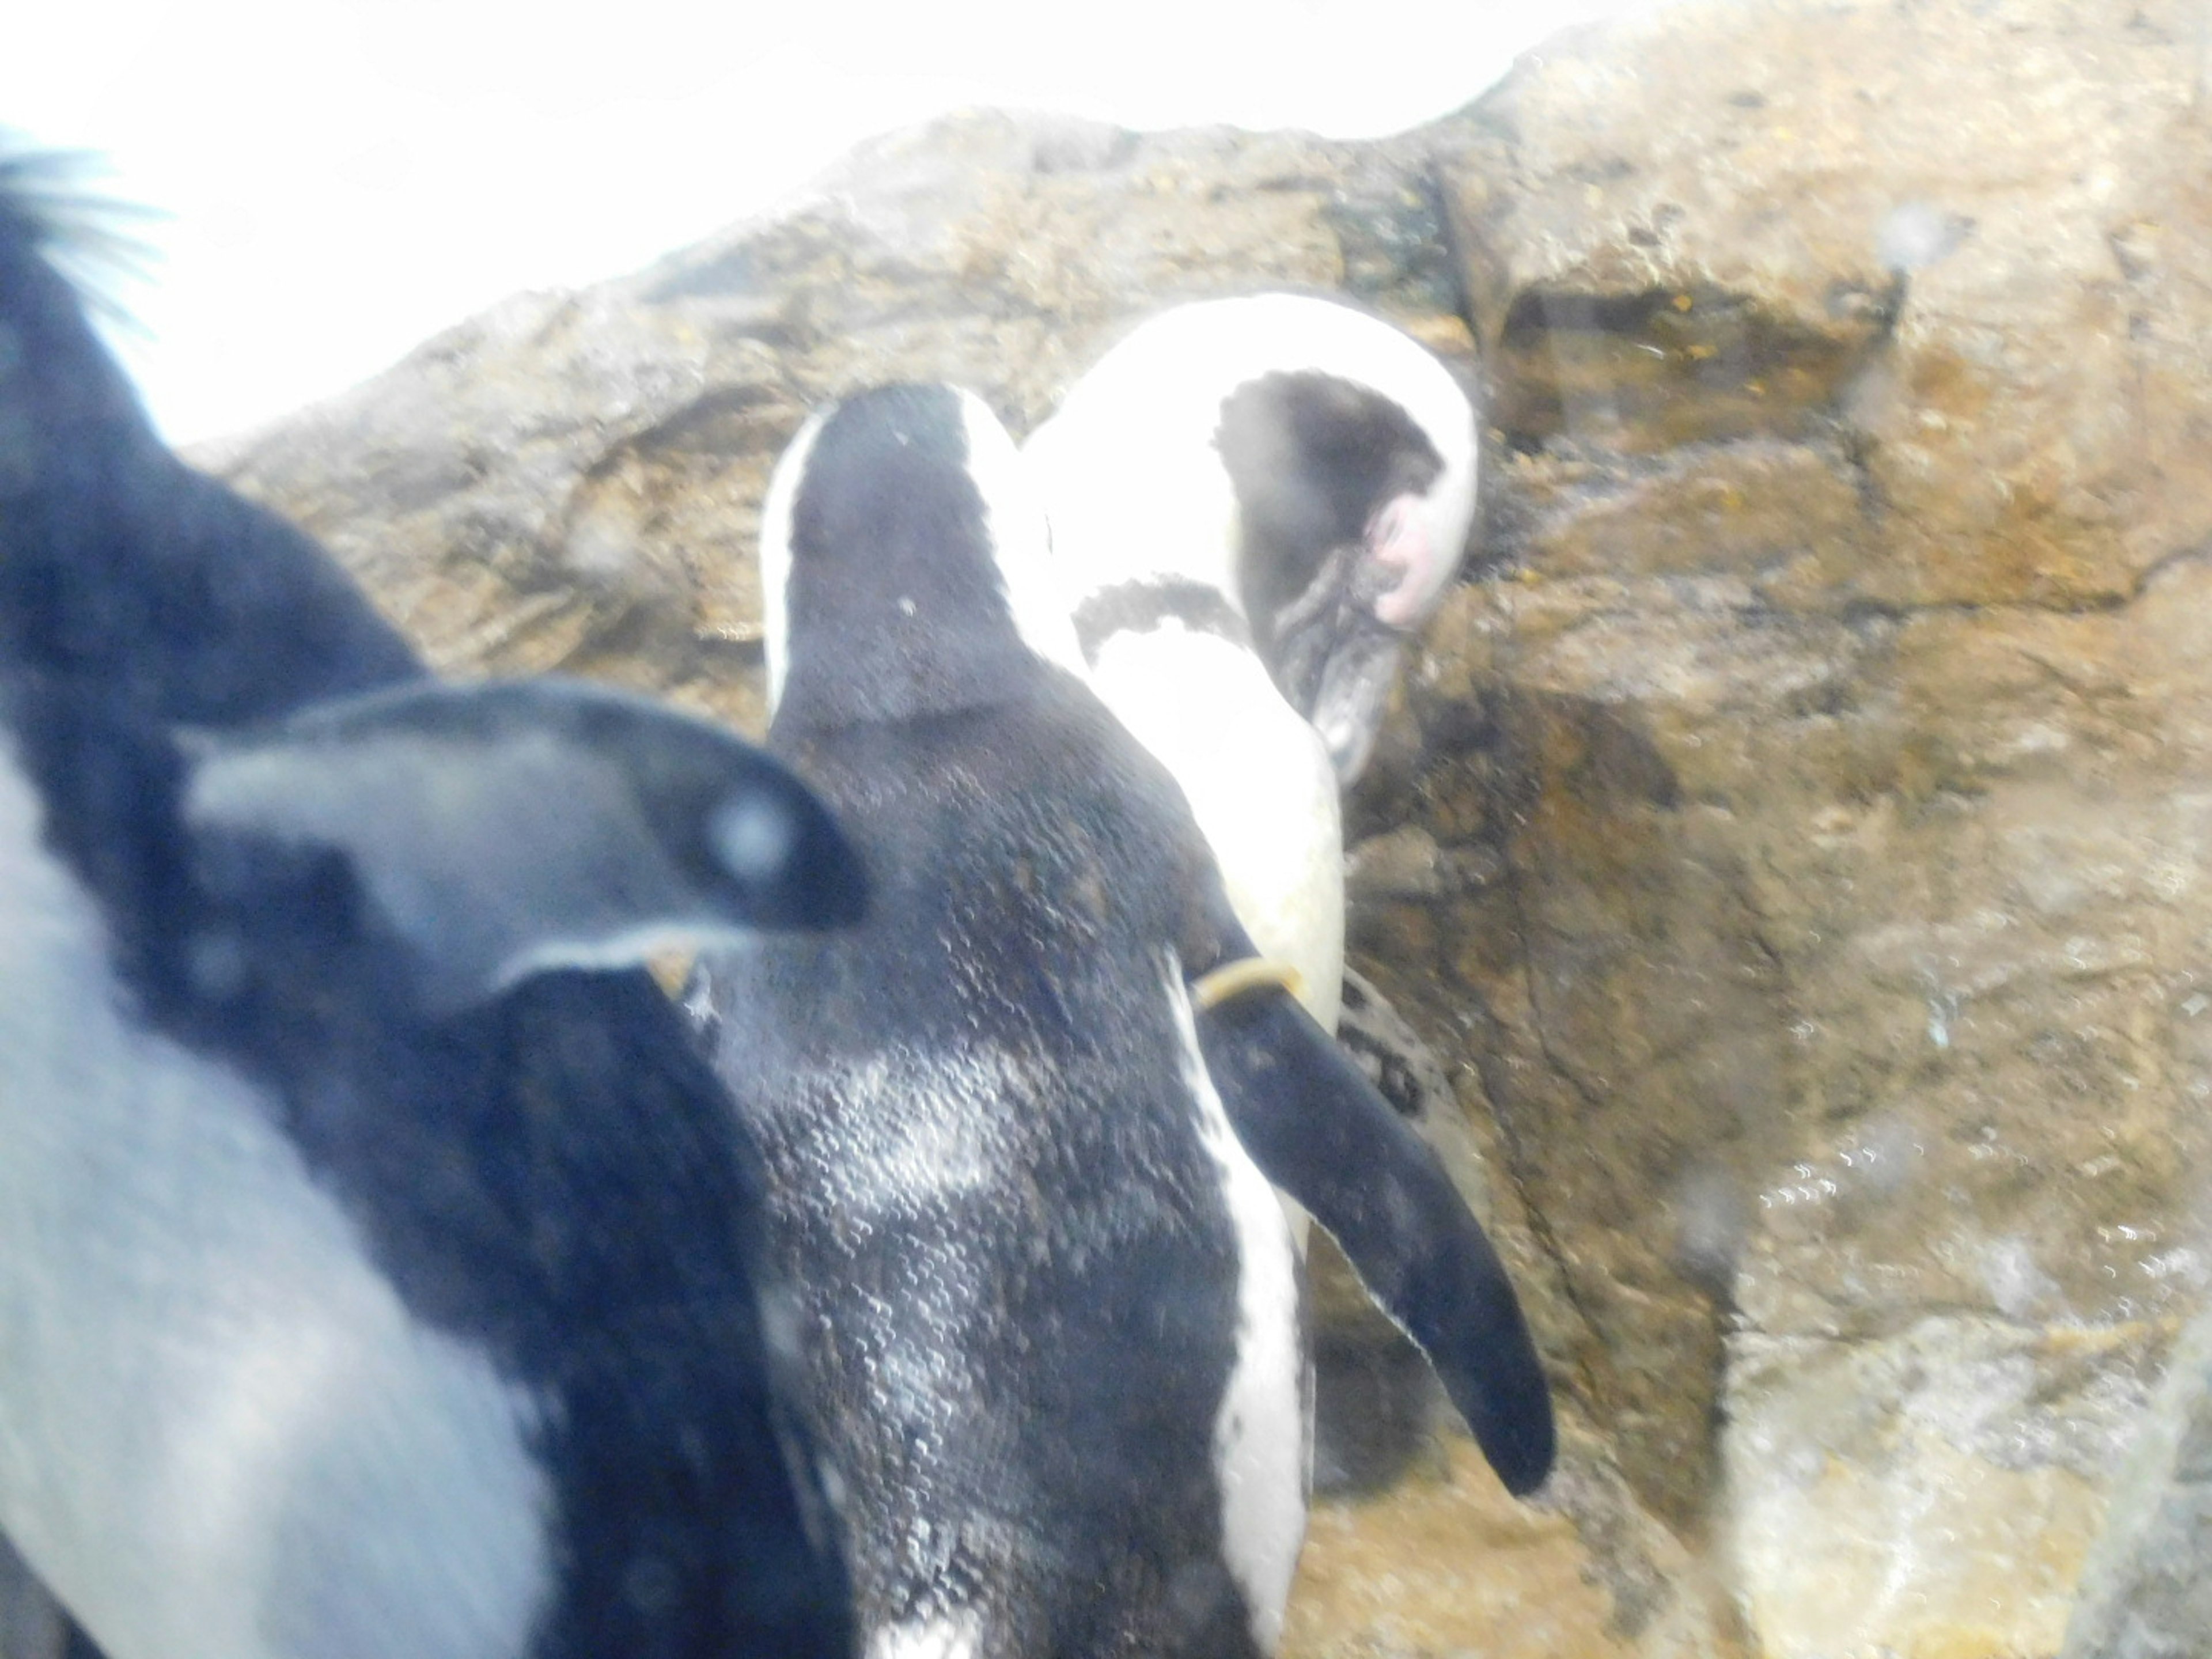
[0,156,861,1659]
[691,382,1549,1659]
[1022,294,1479,1033]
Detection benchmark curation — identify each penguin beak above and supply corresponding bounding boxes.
[1286,490,1456,785]
[1264,545,1408,787]
[1305,624,1406,786]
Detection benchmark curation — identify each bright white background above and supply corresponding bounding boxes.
[7,1,1633,445]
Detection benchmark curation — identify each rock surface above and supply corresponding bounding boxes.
[199,1,2212,1654]
[1408,5,2212,1654]
[2061,1304,2212,1659]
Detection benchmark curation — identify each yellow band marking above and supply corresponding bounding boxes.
[1191,957,1305,1012]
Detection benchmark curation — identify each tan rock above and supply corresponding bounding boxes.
[1728,1318,2173,1659]
[1284,1433,1738,1659]
[1442,0,2212,609]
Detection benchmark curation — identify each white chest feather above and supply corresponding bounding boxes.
[1094,631,1344,1031]
[1162,960,1305,1650]
[865,1612,983,1659]
[0,744,552,1659]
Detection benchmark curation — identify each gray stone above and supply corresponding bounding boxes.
[2064,1309,2212,1659]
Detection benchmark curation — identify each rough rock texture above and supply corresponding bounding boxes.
[205,112,1449,737]
[202,1,2212,1653]
[2061,1305,2212,1659]
[1407,5,2212,1654]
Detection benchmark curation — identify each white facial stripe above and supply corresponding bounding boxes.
[1025,369,1244,602]
[1162,953,1305,1650]
[766,393,1083,711]
[1029,294,1480,609]
[759,408,829,717]
[0,740,553,1659]
[952,388,1086,678]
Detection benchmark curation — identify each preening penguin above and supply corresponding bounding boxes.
[694,382,1548,1659]
[1022,294,1479,1031]
[0,156,859,1659]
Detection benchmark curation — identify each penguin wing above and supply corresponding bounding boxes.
[184,676,866,1013]
[1195,981,1556,1495]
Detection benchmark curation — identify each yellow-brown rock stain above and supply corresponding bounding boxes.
[1282,1440,1637,1659]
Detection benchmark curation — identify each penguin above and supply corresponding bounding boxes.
[690,382,1550,1659]
[1021,294,1479,1033]
[0,153,861,1659]
[1022,298,1486,1497]
[0,1530,72,1659]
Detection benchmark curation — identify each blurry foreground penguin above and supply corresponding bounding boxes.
[691,383,1550,1659]
[1022,294,1478,1032]
[0,156,860,1659]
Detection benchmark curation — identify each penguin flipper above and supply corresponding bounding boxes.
[1195,984,1556,1495]
[184,676,866,1012]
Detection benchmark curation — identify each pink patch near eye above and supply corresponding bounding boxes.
[1368,494,1438,628]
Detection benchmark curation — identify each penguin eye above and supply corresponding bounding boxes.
[621,1550,681,1617]
[185,926,250,1001]
[710,793,795,884]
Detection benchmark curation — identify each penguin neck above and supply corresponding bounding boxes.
[774,586,1047,732]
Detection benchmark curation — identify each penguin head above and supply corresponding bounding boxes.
[759,382,1078,727]
[1032,295,1478,783]
[183,676,868,1014]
